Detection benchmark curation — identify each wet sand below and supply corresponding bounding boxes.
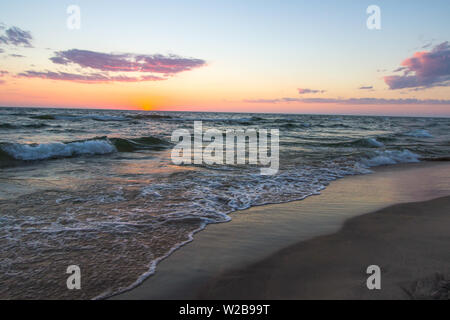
[114,162,450,300]
[199,196,450,300]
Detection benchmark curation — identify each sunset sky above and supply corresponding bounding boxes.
[1,0,449,116]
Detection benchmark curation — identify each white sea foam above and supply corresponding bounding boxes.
[405,129,433,138]
[366,138,384,147]
[1,140,116,161]
[362,149,420,167]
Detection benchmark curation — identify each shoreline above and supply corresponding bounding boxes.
[114,161,450,300]
[198,195,450,300]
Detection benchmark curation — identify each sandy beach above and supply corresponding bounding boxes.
[114,161,450,300]
[199,196,450,300]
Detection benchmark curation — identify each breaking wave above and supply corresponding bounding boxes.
[0,136,171,164]
[361,149,421,167]
[0,139,116,161]
[404,129,433,138]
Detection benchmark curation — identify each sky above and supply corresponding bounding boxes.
[0,0,449,116]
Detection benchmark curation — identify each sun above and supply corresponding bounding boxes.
[131,97,162,111]
[140,102,155,111]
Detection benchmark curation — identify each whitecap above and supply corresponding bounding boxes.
[404,129,433,138]
[361,149,420,167]
[1,140,116,161]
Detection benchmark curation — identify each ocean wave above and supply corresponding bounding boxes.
[404,129,433,138]
[364,138,385,147]
[0,123,17,129]
[128,114,173,120]
[30,114,128,122]
[361,149,420,167]
[316,123,351,129]
[0,139,116,161]
[279,122,311,129]
[29,115,56,120]
[110,136,172,152]
[0,148,15,166]
[0,122,49,130]
[320,137,385,148]
[0,135,172,164]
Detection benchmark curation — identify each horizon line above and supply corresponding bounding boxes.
[1,105,449,119]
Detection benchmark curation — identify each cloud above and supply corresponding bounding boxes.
[244,97,450,105]
[358,86,373,90]
[301,97,450,105]
[384,41,450,90]
[0,80,5,85]
[244,99,285,104]
[49,49,206,75]
[393,67,406,72]
[0,26,33,47]
[19,49,207,84]
[9,53,25,58]
[298,88,326,94]
[18,70,166,83]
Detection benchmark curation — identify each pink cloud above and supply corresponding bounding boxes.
[50,49,206,75]
[18,49,206,84]
[244,97,450,105]
[18,70,166,83]
[384,41,450,90]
